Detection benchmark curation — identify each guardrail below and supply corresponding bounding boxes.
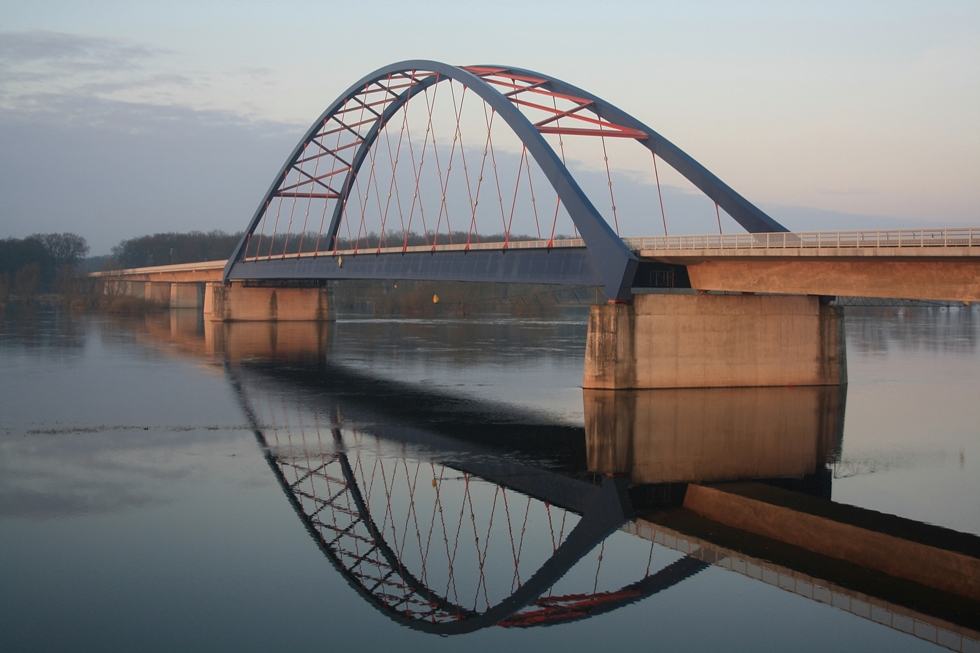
[625,227,980,251]
[241,237,588,261]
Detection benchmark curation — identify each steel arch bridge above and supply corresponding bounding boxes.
[228,361,709,634]
[223,61,786,301]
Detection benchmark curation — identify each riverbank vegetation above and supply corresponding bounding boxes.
[1,230,243,310]
[0,233,91,307]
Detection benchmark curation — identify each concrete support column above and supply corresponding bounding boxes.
[583,293,846,389]
[203,282,332,322]
[120,280,145,299]
[171,282,204,309]
[146,282,171,307]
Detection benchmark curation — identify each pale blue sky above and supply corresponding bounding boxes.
[1,1,977,253]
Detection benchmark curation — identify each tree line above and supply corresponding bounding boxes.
[109,230,244,268]
[1,230,244,302]
[0,233,89,300]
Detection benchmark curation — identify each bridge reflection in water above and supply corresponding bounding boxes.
[229,358,708,634]
[585,386,843,485]
[139,315,979,649]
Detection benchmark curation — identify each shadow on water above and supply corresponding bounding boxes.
[104,313,980,648]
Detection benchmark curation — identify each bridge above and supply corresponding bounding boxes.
[94,60,980,389]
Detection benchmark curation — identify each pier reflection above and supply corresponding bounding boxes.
[206,320,330,362]
[136,312,332,363]
[585,386,844,485]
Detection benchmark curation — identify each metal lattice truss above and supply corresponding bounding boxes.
[224,61,785,300]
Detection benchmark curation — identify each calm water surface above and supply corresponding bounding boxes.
[1,304,977,652]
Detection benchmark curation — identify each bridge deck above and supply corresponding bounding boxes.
[91,260,226,283]
[96,228,979,275]
[92,227,979,301]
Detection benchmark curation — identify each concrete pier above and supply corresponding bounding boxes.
[203,282,331,322]
[584,293,846,389]
[104,280,205,309]
[170,282,205,308]
[103,279,145,301]
[146,282,171,306]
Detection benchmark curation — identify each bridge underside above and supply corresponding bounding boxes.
[226,251,980,303]
[226,247,607,287]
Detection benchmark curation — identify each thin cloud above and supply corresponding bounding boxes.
[0,91,299,135]
[0,31,289,127]
[74,73,195,96]
[0,30,165,66]
[0,30,181,110]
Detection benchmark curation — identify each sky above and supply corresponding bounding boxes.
[1,0,977,254]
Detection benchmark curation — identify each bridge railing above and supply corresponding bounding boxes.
[625,227,979,252]
[240,237,589,261]
[234,228,978,262]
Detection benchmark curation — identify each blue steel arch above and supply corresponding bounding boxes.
[479,65,788,235]
[224,61,785,299]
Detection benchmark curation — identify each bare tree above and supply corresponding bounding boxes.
[39,233,89,269]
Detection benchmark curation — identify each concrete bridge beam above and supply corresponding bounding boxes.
[680,258,980,302]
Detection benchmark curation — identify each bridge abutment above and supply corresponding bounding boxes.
[583,293,846,389]
[203,281,332,322]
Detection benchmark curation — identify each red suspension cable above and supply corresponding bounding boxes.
[600,133,620,236]
[503,145,528,248]
[651,151,668,236]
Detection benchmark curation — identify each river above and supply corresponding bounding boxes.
[1,303,977,652]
